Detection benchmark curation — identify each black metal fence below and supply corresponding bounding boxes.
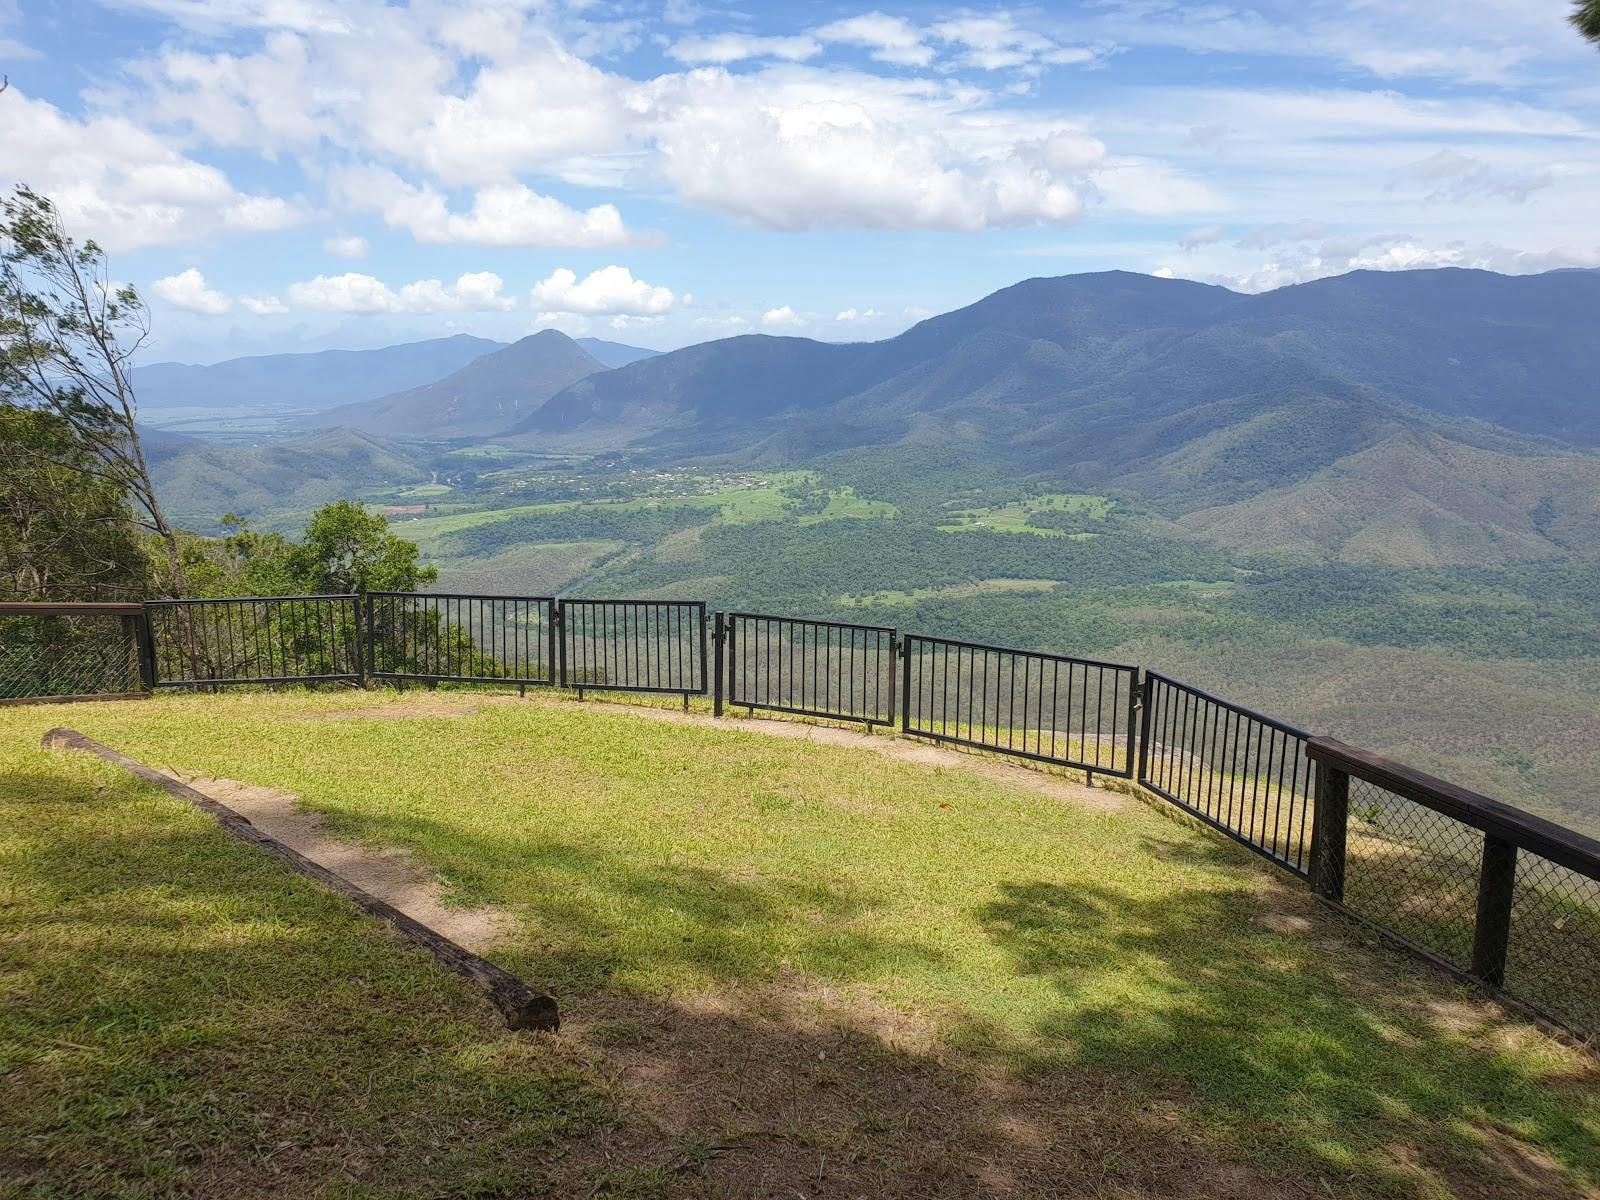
[145,596,362,687]
[9,587,1600,1044]
[902,635,1138,779]
[1139,672,1316,876]
[559,599,707,697]
[368,592,557,687]
[723,612,897,725]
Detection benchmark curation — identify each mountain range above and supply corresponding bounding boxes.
[136,335,655,412]
[144,267,1600,565]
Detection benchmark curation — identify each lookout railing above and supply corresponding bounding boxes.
[4,591,1596,1045]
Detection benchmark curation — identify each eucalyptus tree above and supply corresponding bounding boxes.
[0,185,186,594]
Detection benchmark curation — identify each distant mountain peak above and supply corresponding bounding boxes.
[314,327,609,439]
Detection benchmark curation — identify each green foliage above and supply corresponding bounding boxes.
[1575,0,1600,45]
[293,500,438,593]
[0,405,150,600]
[182,502,437,599]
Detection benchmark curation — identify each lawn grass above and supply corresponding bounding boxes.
[3,690,1598,1198]
[0,699,604,1198]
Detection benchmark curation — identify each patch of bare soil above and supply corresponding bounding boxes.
[579,699,1130,815]
[167,771,512,953]
[542,977,1310,1199]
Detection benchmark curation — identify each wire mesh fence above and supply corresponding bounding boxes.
[0,607,142,699]
[1506,854,1600,1036]
[1310,738,1600,1043]
[1339,777,1484,968]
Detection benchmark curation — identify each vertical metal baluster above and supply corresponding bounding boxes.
[1269,728,1288,861]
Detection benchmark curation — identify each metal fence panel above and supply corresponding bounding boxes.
[146,595,361,686]
[367,592,557,685]
[0,605,144,700]
[1139,672,1316,876]
[725,612,896,726]
[559,599,707,696]
[901,634,1137,778]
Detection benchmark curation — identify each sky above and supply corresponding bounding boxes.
[1,0,1596,364]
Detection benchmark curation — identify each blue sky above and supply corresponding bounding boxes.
[1,0,1596,364]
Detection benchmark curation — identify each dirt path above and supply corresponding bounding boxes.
[166,769,512,953]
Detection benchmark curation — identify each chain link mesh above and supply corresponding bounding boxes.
[0,614,138,698]
[1506,854,1600,1036]
[1341,778,1483,969]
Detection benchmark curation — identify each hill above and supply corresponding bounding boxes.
[147,426,429,525]
[510,269,1600,562]
[136,334,504,412]
[318,330,609,438]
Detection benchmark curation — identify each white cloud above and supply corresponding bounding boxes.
[668,33,820,64]
[323,233,369,258]
[240,293,289,314]
[331,167,641,247]
[1387,149,1554,204]
[150,268,232,314]
[931,15,1054,70]
[691,314,750,333]
[530,266,675,316]
[761,305,803,328]
[122,23,633,187]
[0,88,300,251]
[835,307,882,321]
[1212,231,1600,293]
[644,67,1103,231]
[285,270,515,313]
[813,13,933,67]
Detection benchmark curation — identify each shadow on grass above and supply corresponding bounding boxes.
[0,770,606,1199]
[279,803,1600,1197]
[972,862,1600,1197]
[14,762,1600,1199]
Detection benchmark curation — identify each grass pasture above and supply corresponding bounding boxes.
[938,492,1114,536]
[3,691,1599,1198]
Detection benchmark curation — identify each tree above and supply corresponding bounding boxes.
[290,500,438,594]
[0,405,151,601]
[1576,0,1600,45]
[0,185,186,594]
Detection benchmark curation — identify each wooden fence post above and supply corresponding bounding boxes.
[1312,762,1349,904]
[1471,834,1517,988]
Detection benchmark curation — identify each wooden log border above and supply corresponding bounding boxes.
[42,727,559,1033]
[0,692,151,709]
